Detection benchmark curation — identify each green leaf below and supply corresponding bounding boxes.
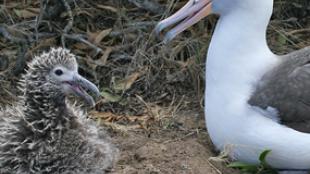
[259,149,272,163]
[13,9,22,17]
[228,162,257,168]
[228,150,278,174]
[101,91,122,102]
[228,162,258,172]
[277,34,287,46]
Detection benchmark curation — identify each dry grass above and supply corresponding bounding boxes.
[0,0,309,122]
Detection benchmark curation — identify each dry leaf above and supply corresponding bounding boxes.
[90,111,122,122]
[101,122,144,132]
[73,43,89,50]
[90,111,150,126]
[113,72,142,92]
[88,29,112,45]
[90,111,118,118]
[75,9,94,17]
[95,47,113,65]
[100,90,122,102]
[83,55,98,70]
[94,28,112,45]
[112,68,148,91]
[27,8,41,13]
[3,2,20,8]
[96,5,118,13]
[33,38,56,49]
[14,8,40,18]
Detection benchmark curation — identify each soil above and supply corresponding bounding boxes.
[110,110,239,174]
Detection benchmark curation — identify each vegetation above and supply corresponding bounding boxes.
[0,0,309,109]
[0,0,309,173]
[228,150,278,174]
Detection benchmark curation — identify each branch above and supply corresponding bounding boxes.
[35,0,49,42]
[63,34,103,55]
[128,0,164,14]
[0,25,28,43]
[61,0,74,48]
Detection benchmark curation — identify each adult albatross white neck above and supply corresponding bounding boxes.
[155,0,310,170]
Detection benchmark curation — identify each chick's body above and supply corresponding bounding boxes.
[0,48,118,174]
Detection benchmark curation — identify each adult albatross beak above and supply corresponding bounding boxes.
[66,73,101,107]
[155,0,212,43]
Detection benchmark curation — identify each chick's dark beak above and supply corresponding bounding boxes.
[69,74,100,106]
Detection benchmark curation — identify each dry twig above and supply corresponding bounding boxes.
[61,0,74,48]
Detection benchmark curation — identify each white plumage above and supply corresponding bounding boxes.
[156,0,310,171]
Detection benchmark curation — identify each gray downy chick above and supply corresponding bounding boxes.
[0,47,118,174]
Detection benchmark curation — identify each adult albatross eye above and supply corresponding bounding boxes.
[54,69,63,76]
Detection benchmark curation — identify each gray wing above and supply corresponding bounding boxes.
[249,47,310,133]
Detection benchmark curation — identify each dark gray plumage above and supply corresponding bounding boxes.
[0,48,118,173]
[249,47,310,133]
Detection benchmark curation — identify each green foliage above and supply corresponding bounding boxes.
[228,150,278,174]
[100,88,127,105]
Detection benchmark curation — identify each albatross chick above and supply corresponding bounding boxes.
[0,48,118,173]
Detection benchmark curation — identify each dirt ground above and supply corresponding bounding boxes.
[109,110,239,174]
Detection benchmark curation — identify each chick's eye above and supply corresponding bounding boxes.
[54,69,63,76]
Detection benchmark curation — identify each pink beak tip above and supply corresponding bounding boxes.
[154,22,165,36]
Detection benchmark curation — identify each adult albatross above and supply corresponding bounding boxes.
[156,0,310,170]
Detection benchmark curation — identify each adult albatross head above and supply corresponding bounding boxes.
[155,0,273,43]
[23,47,100,106]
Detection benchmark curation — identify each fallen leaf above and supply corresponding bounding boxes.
[3,2,19,8]
[94,47,113,65]
[94,28,112,44]
[101,90,122,102]
[101,122,144,132]
[73,43,89,50]
[113,71,144,92]
[14,8,40,18]
[96,5,118,13]
[89,111,150,131]
[90,111,123,121]
[88,28,112,45]
[75,9,94,17]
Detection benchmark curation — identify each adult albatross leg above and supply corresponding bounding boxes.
[156,0,310,171]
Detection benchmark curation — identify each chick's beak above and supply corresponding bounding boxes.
[68,74,100,107]
[155,0,213,43]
